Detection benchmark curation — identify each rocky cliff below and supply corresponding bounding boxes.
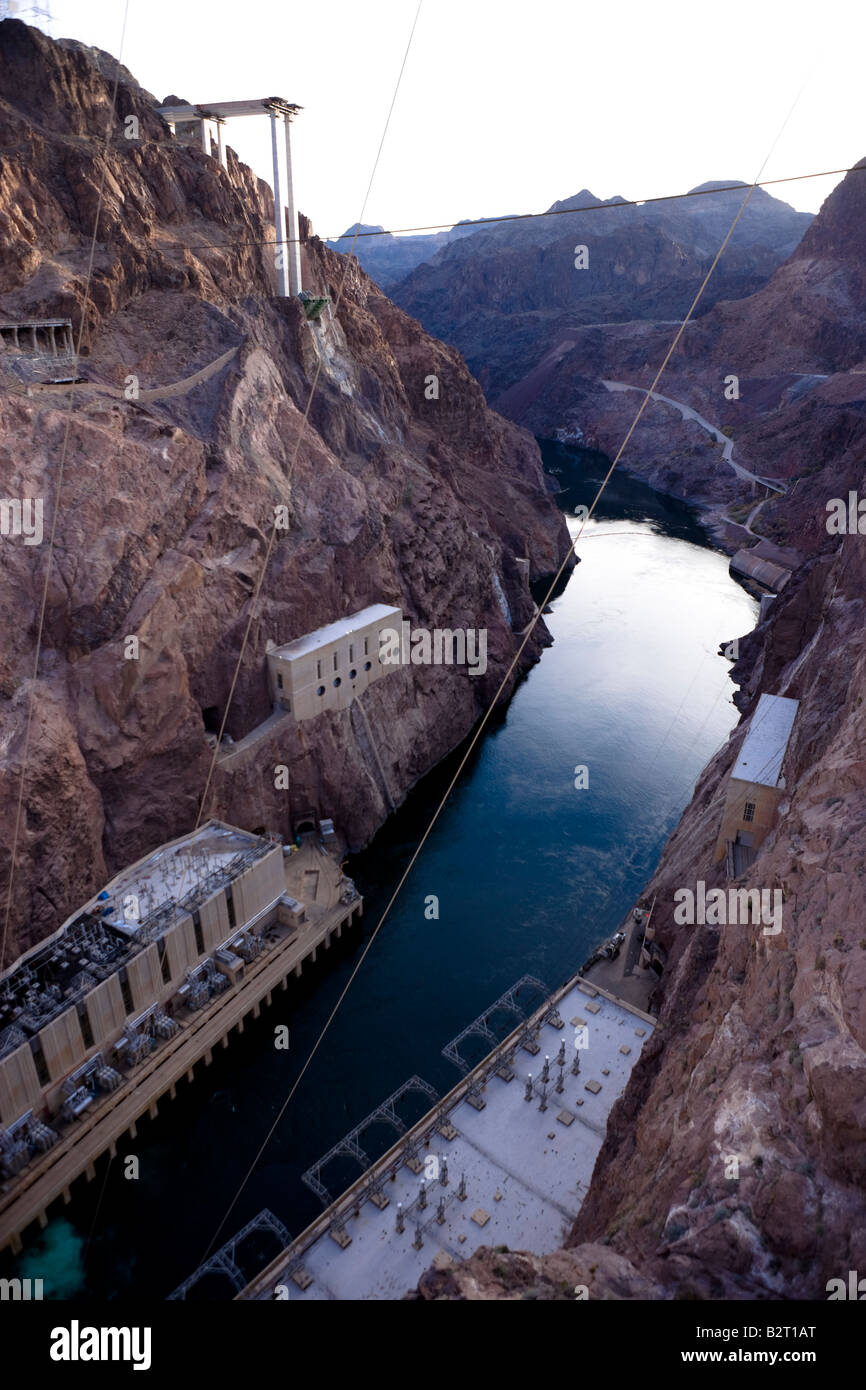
[0,20,571,963]
[505,164,866,519]
[393,166,864,525]
[411,163,866,1301]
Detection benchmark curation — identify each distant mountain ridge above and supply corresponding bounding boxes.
[330,180,812,306]
[385,180,813,400]
[325,219,481,288]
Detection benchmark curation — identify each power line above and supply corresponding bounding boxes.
[195,0,428,1255]
[322,165,862,244]
[0,9,820,1263]
[193,0,425,840]
[616,71,823,881]
[78,162,862,259]
[200,75,817,1270]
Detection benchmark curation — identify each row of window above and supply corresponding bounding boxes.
[316,637,371,681]
[277,654,377,697]
[315,662,372,696]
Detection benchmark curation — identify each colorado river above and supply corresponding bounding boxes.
[9,444,757,1299]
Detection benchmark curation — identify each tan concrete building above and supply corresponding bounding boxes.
[267,604,402,721]
[714,693,799,870]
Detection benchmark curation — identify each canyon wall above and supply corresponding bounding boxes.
[496,161,866,517]
[0,21,571,963]
[413,163,866,1300]
[391,182,812,406]
[392,167,866,520]
[4,22,864,1303]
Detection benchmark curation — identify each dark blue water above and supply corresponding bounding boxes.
[6,445,756,1300]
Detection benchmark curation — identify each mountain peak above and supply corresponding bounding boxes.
[334,223,390,241]
[687,179,749,194]
[545,189,604,214]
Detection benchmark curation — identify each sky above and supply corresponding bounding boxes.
[11,0,865,238]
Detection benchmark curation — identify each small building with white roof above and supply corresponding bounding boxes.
[714,692,799,870]
[267,604,402,721]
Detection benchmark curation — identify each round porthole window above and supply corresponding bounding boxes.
[364,661,372,671]
[349,668,357,679]
[333,677,341,687]
[317,685,325,696]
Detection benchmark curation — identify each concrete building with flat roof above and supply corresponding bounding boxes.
[267,604,402,721]
[714,693,800,869]
[0,821,363,1254]
[0,824,286,1134]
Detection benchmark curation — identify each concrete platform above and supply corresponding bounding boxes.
[581,905,656,1011]
[242,978,654,1301]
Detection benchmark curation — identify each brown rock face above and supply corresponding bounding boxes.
[391,182,812,403]
[419,502,866,1305]
[394,161,866,524]
[0,22,571,962]
[566,530,866,1300]
[409,1243,664,1301]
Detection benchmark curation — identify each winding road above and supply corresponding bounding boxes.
[601,379,787,495]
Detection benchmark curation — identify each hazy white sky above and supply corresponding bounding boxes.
[19,0,866,236]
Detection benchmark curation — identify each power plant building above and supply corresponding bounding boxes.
[0,824,286,1134]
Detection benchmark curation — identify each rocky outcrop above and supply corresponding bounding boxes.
[391,168,866,519]
[566,530,866,1299]
[573,162,866,521]
[409,1243,664,1301]
[414,488,866,1307]
[0,21,571,962]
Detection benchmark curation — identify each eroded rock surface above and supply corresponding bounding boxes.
[0,21,571,960]
[409,1242,664,1301]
